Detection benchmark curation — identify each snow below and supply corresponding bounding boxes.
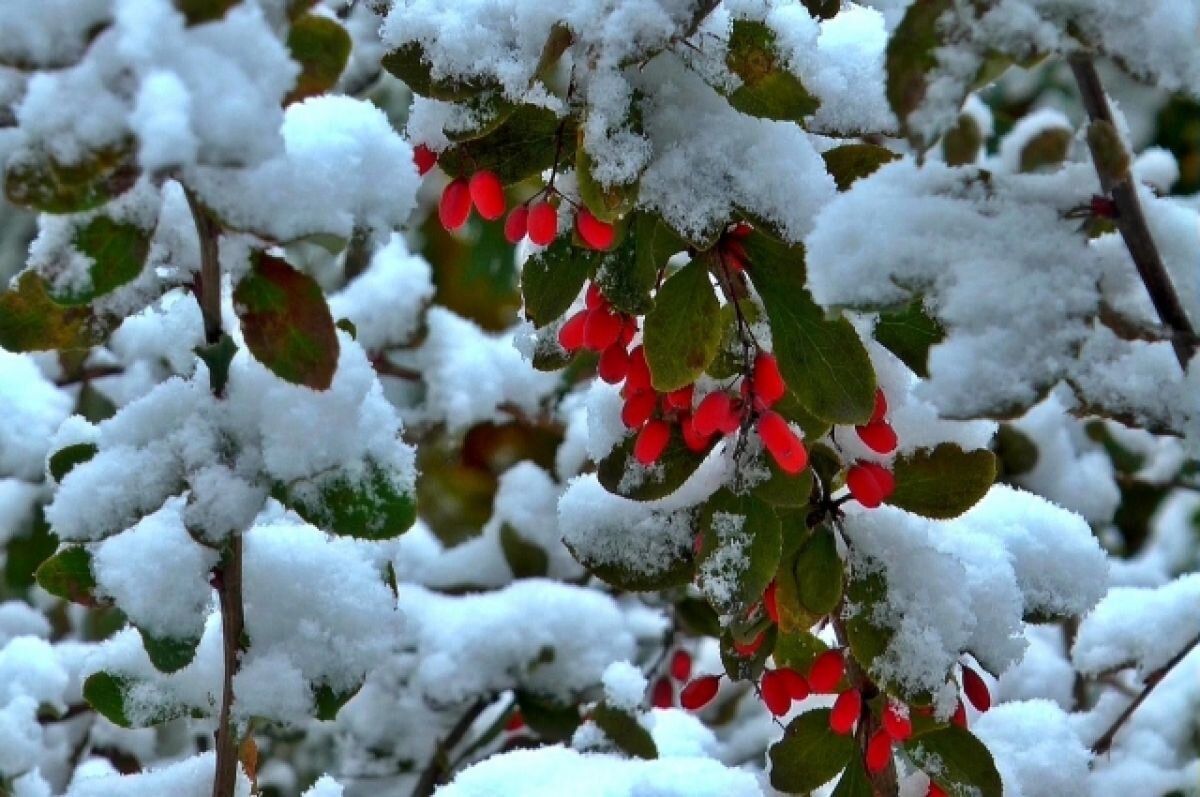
[328,233,434,352]
[1073,574,1200,677]
[0,351,73,481]
[64,752,251,797]
[973,700,1092,797]
[602,661,648,713]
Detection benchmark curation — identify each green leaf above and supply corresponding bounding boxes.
[273,458,416,540]
[83,671,189,728]
[889,443,996,519]
[802,0,841,19]
[769,709,855,793]
[594,213,677,316]
[873,298,945,378]
[643,257,721,392]
[752,455,814,508]
[51,217,151,305]
[744,235,876,424]
[0,271,101,352]
[4,145,137,214]
[138,627,201,674]
[903,726,1003,797]
[517,690,580,742]
[697,490,781,615]
[577,143,638,223]
[942,113,983,166]
[234,253,340,390]
[175,0,241,24]
[500,523,549,579]
[48,442,98,483]
[381,42,498,102]
[521,238,594,327]
[994,423,1039,477]
[774,629,829,674]
[720,621,776,682]
[5,506,58,591]
[831,753,874,797]
[597,433,711,502]
[592,703,658,760]
[844,572,891,675]
[315,682,361,721]
[822,144,899,191]
[36,546,101,607]
[570,541,694,593]
[196,333,238,397]
[286,14,352,104]
[885,0,953,145]
[793,527,843,616]
[724,21,820,123]
[1019,126,1072,173]
[438,106,574,185]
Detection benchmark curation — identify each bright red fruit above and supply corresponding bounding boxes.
[558,310,588,352]
[753,353,786,406]
[951,699,968,728]
[504,205,529,243]
[694,392,733,436]
[586,282,605,310]
[670,650,693,682]
[598,344,630,384]
[468,170,506,220]
[927,783,947,797]
[413,144,437,176]
[856,420,898,454]
[680,675,720,710]
[829,689,861,735]
[680,413,712,452]
[758,411,808,474]
[763,581,779,624]
[576,207,616,250]
[635,419,671,465]
[962,666,991,712]
[730,222,753,238]
[619,317,638,347]
[665,384,694,411]
[505,711,525,732]
[866,729,893,773]
[776,667,809,701]
[651,677,673,709]
[809,650,845,693]
[760,670,792,717]
[871,388,888,423]
[732,631,765,657]
[438,178,472,231]
[622,391,656,429]
[882,701,912,741]
[626,347,651,393]
[583,306,623,351]
[527,202,558,245]
[846,463,893,509]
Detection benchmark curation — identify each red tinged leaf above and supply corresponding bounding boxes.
[438,178,472,231]
[468,170,506,220]
[776,667,809,701]
[665,384,694,411]
[679,413,712,452]
[680,675,720,710]
[760,669,792,717]
[576,207,616,250]
[856,420,898,454]
[621,391,657,429]
[558,310,588,352]
[871,388,888,423]
[651,677,674,709]
[583,305,623,351]
[829,689,861,735]
[866,729,893,773]
[413,144,437,176]
[962,666,991,712]
[670,650,693,682]
[733,630,766,657]
[883,701,912,741]
[753,353,786,406]
[503,205,529,243]
[764,580,779,624]
[626,346,651,393]
[808,649,845,694]
[758,411,808,474]
[527,202,558,245]
[598,344,630,384]
[233,254,340,390]
[634,419,671,465]
[694,391,734,436]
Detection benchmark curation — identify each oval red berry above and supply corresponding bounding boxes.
[680,675,720,710]
[883,701,913,741]
[694,392,733,437]
[625,346,651,393]
[634,419,671,465]
[856,420,898,454]
[775,667,808,701]
[527,202,558,246]
[413,144,437,176]
[468,170,506,220]
[808,649,845,693]
[583,306,623,352]
[866,729,893,773]
[829,689,861,735]
[962,666,991,712]
[503,205,529,244]
[753,353,786,406]
[760,670,792,717]
[576,207,615,250]
[651,677,673,709]
[670,650,692,682]
[758,411,808,474]
[557,310,588,353]
[621,391,657,429]
[438,178,472,231]
[598,344,630,384]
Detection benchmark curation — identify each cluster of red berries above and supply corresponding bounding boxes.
[559,283,639,377]
[650,649,696,709]
[845,389,897,509]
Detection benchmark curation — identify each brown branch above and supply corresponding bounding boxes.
[1091,630,1200,756]
[1069,54,1196,369]
[211,538,246,797]
[831,613,898,797]
[183,186,223,347]
[410,699,488,797]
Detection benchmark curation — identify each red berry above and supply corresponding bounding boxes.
[776,667,809,701]
[730,222,753,238]
[694,392,733,437]
[635,419,671,465]
[962,666,991,713]
[809,650,845,694]
[758,411,808,474]
[670,650,693,682]
[598,344,630,384]
[1091,195,1117,219]
[951,699,968,728]
[468,170,506,220]
[619,316,637,347]
[413,144,437,176]
[626,346,651,393]
[665,384,694,411]
[504,205,529,243]
[576,207,615,250]
[829,689,861,735]
[504,710,525,732]
[763,581,779,624]
[866,729,893,774]
[557,310,587,353]
[583,306,623,352]
[846,463,891,509]
[438,178,472,231]
[871,388,888,423]
[622,391,657,429]
[527,202,558,245]
[586,282,605,310]
[883,701,912,741]
[680,675,720,710]
[928,783,948,797]
[753,353,786,406]
[732,630,765,657]
[651,677,673,709]
[856,420,898,454]
[679,413,712,452]
[760,670,792,717]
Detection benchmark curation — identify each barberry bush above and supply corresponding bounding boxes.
[0,1,1199,796]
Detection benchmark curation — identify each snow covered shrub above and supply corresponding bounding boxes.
[0,0,1198,796]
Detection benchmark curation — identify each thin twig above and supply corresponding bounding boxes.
[183,186,223,347]
[411,699,488,797]
[1068,54,1196,369]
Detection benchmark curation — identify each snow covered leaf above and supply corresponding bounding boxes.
[381,42,499,102]
[438,106,573,185]
[51,217,151,305]
[873,298,945,379]
[885,0,954,145]
[516,690,581,742]
[595,213,680,316]
[724,21,820,124]
[843,572,892,684]
[0,272,101,352]
[769,708,855,794]
[35,546,102,607]
[176,0,242,26]
[500,523,549,579]
[1019,126,1072,173]
[597,433,711,502]
[643,257,720,392]
[285,15,352,105]
[744,234,876,424]
[4,145,137,214]
[234,254,340,391]
[888,443,996,519]
[903,726,1003,797]
[822,144,899,191]
[943,113,984,166]
[82,671,189,728]
[793,526,843,617]
[137,627,201,674]
[521,238,594,327]
[697,490,781,616]
[592,702,658,760]
[273,459,416,540]
[315,683,361,721]
[48,442,98,483]
[578,145,638,223]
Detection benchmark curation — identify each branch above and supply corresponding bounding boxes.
[211,538,246,797]
[410,699,488,797]
[1091,630,1200,756]
[183,186,223,347]
[831,613,899,797]
[1068,54,1196,369]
